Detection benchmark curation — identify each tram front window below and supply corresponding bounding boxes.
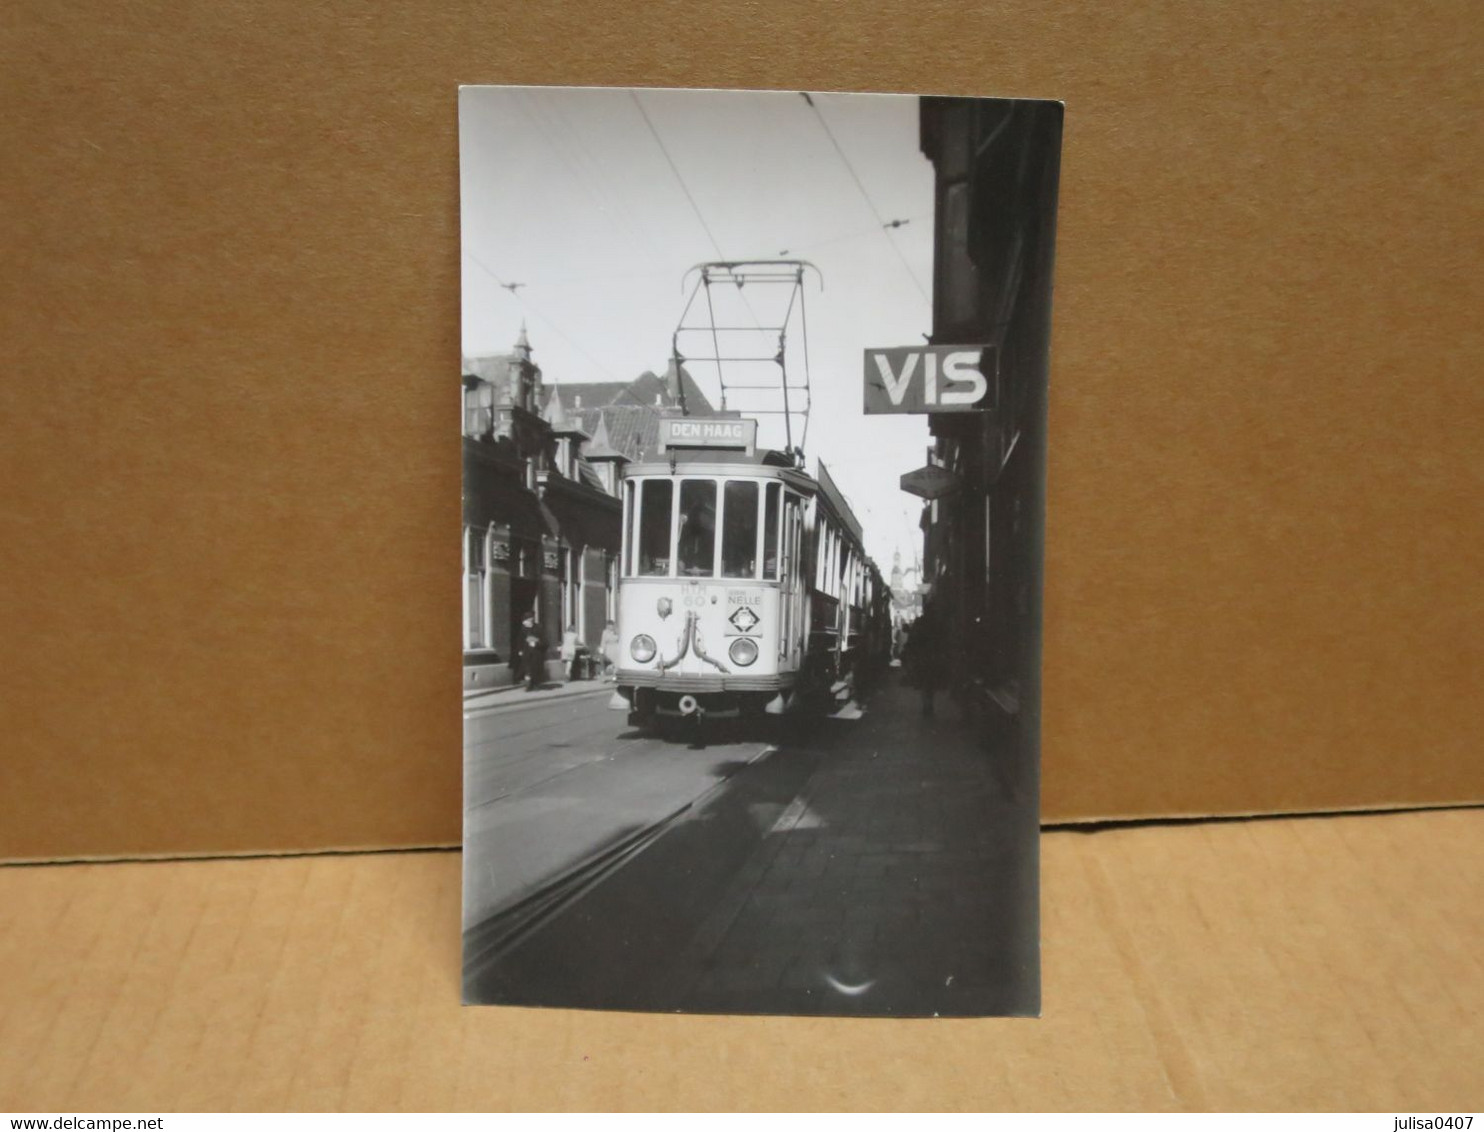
[722,480,758,579]
[637,479,673,576]
[677,479,716,577]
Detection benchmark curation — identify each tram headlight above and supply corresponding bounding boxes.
[728,637,759,667]
[629,634,658,663]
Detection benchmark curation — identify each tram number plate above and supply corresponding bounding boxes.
[681,583,707,609]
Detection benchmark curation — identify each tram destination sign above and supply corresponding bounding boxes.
[658,416,757,455]
[862,344,996,414]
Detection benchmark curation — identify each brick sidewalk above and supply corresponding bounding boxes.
[663,671,1040,1017]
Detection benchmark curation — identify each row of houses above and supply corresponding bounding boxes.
[461,326,717,689]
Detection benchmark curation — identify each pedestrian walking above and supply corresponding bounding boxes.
[906,611,947,717]
[560,623,580,682]
[519,611,547,692]
[600,620,621,681]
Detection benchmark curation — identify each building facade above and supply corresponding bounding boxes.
[462,332,716,689]
[461,328,624,689]
[917,96,1063,748]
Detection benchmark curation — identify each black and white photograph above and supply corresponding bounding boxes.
[460,86,1062,1017]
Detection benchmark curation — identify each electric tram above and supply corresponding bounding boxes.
[610,261,892,728]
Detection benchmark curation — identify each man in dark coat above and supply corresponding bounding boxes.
[519,611,547,692]
[906,610,947,716]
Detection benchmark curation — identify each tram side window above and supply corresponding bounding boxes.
[819,528,830,594]
[677,478,717,577]
[638,479,673,576]
[762,483,780,580]
[721,480,758,579]
[788,497,803,584]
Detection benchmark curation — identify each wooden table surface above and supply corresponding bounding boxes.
[2,808,1479,1112]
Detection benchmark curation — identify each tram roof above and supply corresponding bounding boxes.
[623,447,798,473]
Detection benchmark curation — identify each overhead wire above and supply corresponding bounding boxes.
[463,248,621,381]
[778,216,921,258]
[629,90,767,340]
[511,93,637,254]
[629,90,729,264]
[800,92,933,311]
[540,93,656,254]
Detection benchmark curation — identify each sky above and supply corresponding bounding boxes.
[460,86,936,573]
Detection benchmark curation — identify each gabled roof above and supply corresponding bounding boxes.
[539,363,721,466]
[547,363,716,417]
[577,461,607,492]
[576,404,667,464]
[549,382,635,415]
[549,382,632,411]
[631,363,716,415]
[462,354,515,384]
[582,414,627,461]
[541,387,589,438]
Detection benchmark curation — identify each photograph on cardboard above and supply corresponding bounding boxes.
[460,86,1062,1016]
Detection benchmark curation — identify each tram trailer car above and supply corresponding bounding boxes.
[611,434,889,728]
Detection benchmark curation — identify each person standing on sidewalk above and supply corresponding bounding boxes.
[560,623,580,682]
[600,620,621,681]
[519,611,547,692]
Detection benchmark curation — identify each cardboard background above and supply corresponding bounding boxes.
[3,2,1481,861]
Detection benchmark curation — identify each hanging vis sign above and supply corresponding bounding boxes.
[862,344,996,414]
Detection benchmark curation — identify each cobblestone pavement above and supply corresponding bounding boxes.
[657,673,1039,1017]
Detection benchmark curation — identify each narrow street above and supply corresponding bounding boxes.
[462,671,1038,1017]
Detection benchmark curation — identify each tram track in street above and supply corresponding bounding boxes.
[460,676,872,1011]
[461,740,783,995]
